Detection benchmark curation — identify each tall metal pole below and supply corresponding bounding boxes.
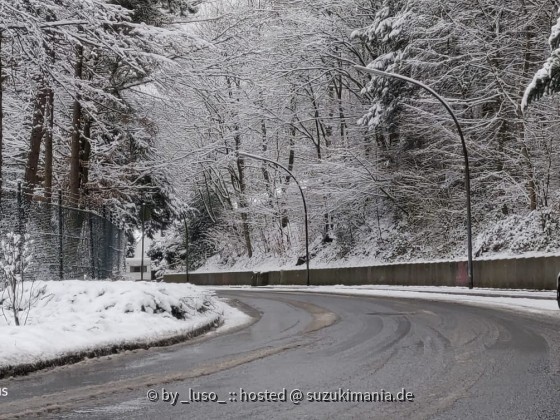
[89,212,95,279]
[102,207,109,278]
[58,189,63,280]
[236,151,310,287]
[354,65,474,289]
[140,201,145,282]
[184,214,190,283]
[17,182,24,286]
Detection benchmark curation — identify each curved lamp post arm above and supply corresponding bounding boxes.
[214,147,310,286]
[236,151,310,287]
[354,65,474,289]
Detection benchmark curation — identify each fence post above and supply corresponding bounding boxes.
[16,182,22,234]
[117,226,123,277]
[108,211,114,277]
[58,189,63,280]
[89,212,95,279]
[16,182,24,284]
[184,215,189,283]
[102,207,108,279]
[140,201,145,282]
[97,213,102,279]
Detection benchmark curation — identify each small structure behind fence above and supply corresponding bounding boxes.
[0,184,125,281]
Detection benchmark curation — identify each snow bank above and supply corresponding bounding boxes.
[0,280,248,376]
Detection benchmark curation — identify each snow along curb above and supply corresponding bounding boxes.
[209,285,559,315]
[0,315,223,379]
[0,280,235,379]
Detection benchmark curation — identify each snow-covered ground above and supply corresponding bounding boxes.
[191,209,560,274]
[2,279,556,376]
[209,285,560,315]
[0,280,250,373]
[193,246,560,274]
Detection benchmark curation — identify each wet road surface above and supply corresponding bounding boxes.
[1,291,560,419]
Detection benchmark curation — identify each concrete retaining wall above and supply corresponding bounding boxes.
[163,255,560,290]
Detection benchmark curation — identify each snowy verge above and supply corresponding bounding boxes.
[0,280,250,378]
[208,285,560,315]
[192,250,560,274]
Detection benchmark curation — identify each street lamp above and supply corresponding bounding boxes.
[140,201,145,282]
[183,212,190,283]
[217,148,311,286]
[354,65,474,289]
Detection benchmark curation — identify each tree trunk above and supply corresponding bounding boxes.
[334,74,347,145]
[309,85,332,241]
[521,144,537,210]
[10,278,19,326]
[69,44,84,205]
[24,79,48,193]
[235,135,252,258]
[0,33,3,199]
[228,76,252,257]
[281,124,296,228]
[44,42,55,202]
[517,4,537,210]
[44,87,54,202]
[79,115,92,203]
[260,120,272,199]
[311,95,322,160]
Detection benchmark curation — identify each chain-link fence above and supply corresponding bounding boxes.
[0,185,125,281]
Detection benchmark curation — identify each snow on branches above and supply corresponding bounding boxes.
[523,9,560,109]
[0,232,34,326]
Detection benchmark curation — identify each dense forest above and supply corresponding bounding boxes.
[0,0,195,231]
[3,1,560,273]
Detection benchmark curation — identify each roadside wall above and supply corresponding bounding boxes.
[163,255,560,290]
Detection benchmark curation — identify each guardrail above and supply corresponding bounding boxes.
[164,255,560,290]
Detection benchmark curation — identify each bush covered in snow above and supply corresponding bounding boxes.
[0,280,226,373]
[0,232,35,326]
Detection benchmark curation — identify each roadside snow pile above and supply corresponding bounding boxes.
[0,280,234,375]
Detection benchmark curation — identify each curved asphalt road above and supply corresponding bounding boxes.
[1,291,560,419]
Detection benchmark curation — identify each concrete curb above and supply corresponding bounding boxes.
[367,289,554,300]
[0,314,223,379]
[213,285,556,300]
